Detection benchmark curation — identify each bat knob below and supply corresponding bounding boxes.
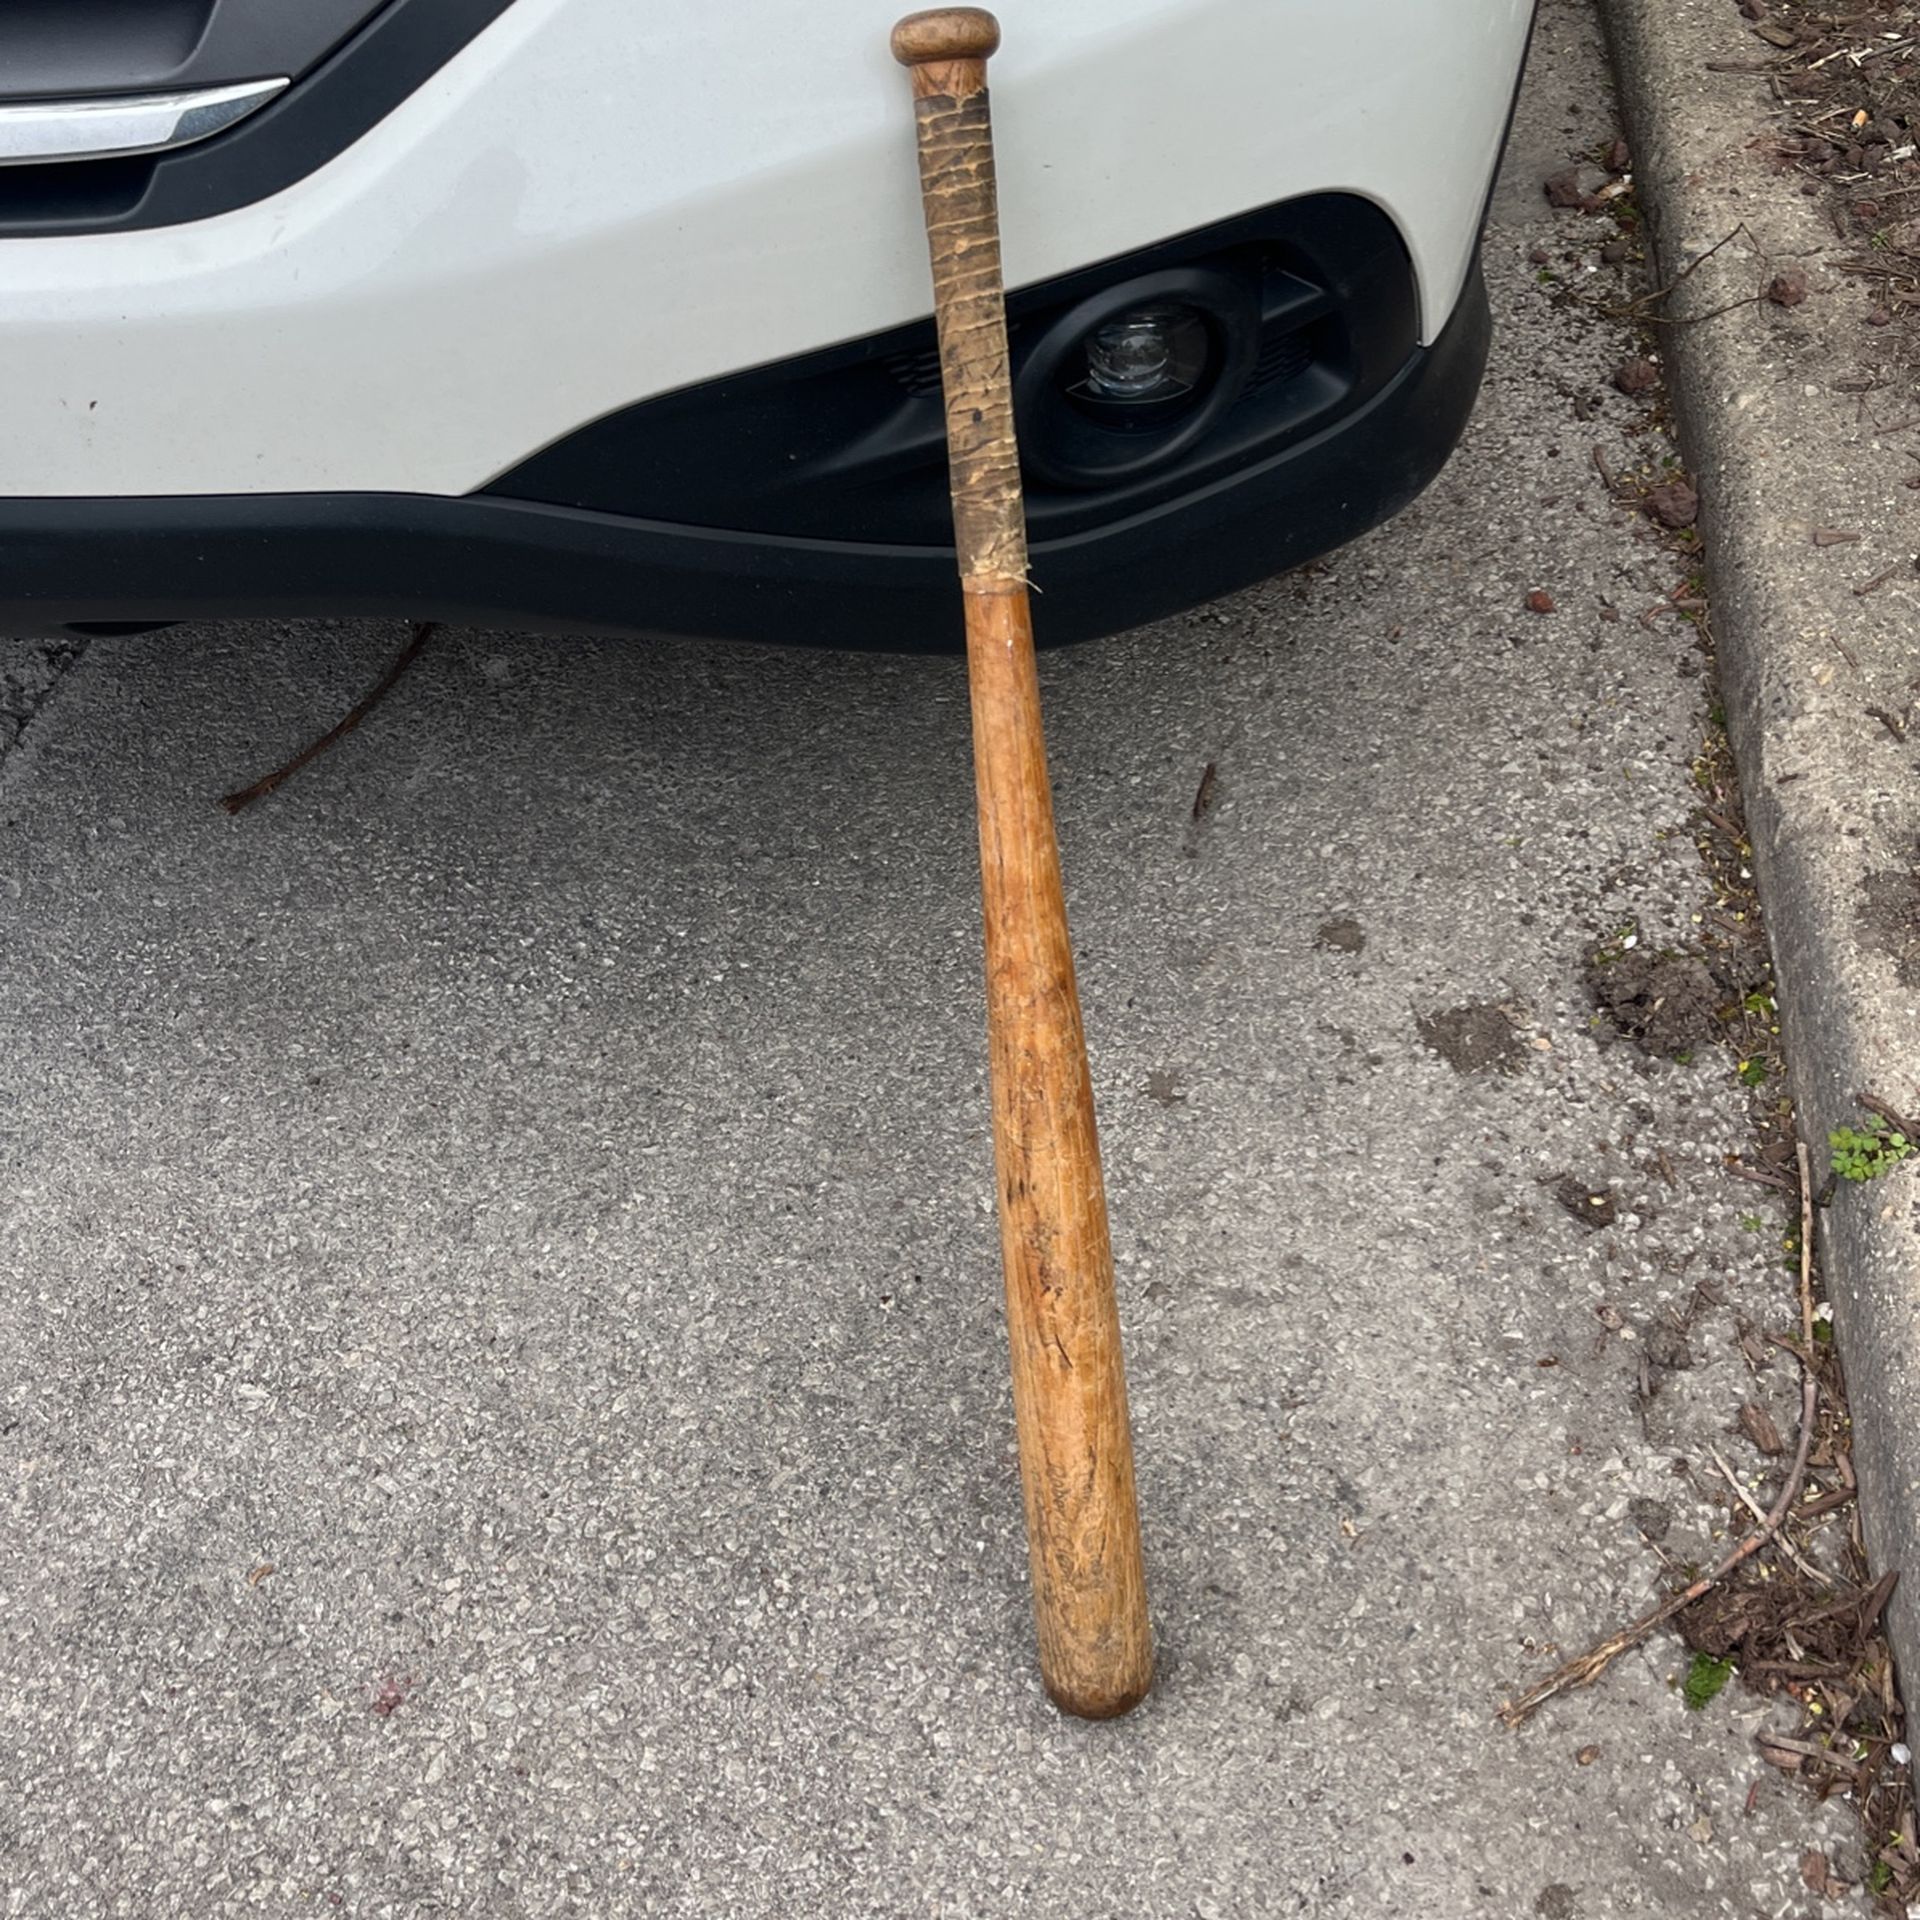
[891,7,1001,66]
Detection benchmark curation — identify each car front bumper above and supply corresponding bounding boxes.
[0,262,1488,649]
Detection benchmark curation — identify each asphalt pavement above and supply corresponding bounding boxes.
[0,3,1866,1913]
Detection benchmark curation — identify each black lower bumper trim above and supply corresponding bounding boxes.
[0,268,1488,651]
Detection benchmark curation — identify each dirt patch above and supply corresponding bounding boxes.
[1415,1001,1523,1074]
[1629,1497,1673,1543]
[1676,1554,1909,1878]
[1585,950,1726,1055]
[1142,1069,1188,1109]
[1736,1,1920,361]
[1314,916,1366,954]
[1553,1174,1619,1231]
[1679,1564,1888,1667]
[1642,1322,1694,1372]
[1859,865,1920,987]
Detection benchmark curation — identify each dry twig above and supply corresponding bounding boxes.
[1601,224,1750,318]
[1725,1159,1798,1193]
[1860,1090,1920,1140]
[221,621,438,815]
[1711,1445,1830,1585]
[1797,1138,1816,1359]
[1497,1364,1820,1728]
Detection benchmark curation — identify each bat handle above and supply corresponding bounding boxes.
[891,8,1026,594]
[895,9,1153,1720]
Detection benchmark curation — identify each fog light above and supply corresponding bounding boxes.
[1014,266,1257,488]
[1080,302,1211,405]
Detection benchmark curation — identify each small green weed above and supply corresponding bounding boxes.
[1683,1651,1735,1711]
[1830,1118,1914,1184]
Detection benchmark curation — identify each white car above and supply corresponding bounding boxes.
[0,0,1534,646]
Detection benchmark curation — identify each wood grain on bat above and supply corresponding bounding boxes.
[894,7,1152,1719]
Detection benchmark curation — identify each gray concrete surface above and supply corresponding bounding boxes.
[1599,0,1920,1761]
[0,5,1865,1913]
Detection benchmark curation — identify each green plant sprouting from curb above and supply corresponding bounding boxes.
[1830,1118,1914,1185]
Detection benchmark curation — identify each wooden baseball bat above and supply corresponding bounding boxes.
[891,7,1152,1719]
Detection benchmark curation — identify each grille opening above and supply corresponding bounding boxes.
[881,343,944,397]
[0,152,154,227]
[1248,327,1312,394]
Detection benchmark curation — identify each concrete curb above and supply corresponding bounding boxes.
[1598,0,1920,1694]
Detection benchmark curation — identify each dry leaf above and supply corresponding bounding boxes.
[1738,1402,1784,1457]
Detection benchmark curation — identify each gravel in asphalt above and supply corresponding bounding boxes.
[0,3,1869,1912]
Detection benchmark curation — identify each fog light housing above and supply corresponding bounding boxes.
[1014,266,1259,490]
[1080,303,1211,407]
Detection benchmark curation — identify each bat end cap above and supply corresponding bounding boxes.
[891,8,1001,66]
